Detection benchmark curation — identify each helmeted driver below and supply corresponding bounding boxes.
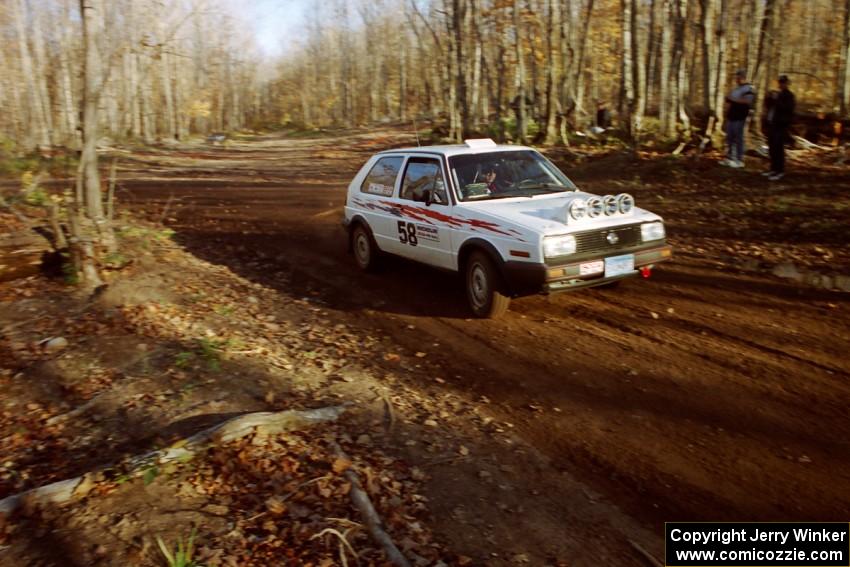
[482,164,504,193]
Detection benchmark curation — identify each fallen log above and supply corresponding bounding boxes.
[333,443,411,567]
[791,135,833,151]
[0,405,347,517]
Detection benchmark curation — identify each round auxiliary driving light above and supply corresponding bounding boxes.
[569,199,587,220]
[617,193,635,214]
[587,196,603,218]
[603,194,618,215]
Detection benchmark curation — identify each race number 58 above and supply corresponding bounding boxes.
[397,221,418,246]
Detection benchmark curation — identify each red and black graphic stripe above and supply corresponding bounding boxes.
[352,197,526,241]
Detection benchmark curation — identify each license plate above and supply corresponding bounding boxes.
[579,260,604,276]
[604,254,635,278]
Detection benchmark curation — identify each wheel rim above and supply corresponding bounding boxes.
[469,263,489,309]
[354,232,370,267]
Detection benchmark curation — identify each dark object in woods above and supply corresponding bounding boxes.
[596,102,611,129]
[794,112,850,146]
[40,250,65,279]
[206,133,226,144]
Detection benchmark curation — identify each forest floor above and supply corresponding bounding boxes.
[1,128,849,566]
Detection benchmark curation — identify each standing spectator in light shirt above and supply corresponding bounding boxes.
[720,69,756,169]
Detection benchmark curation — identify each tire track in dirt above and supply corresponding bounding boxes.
[533,291,850,396]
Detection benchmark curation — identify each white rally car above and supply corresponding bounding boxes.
[343,139,671,317]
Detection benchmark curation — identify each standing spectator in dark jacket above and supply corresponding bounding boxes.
[763,75,796,181]
[721,69,755,168]
[596,101,611,129]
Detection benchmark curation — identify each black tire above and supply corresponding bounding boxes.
[351,223,379,272]
[465,251,511,318]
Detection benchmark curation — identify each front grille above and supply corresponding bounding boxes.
[574,223,642,254]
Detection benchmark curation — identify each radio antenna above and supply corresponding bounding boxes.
[413,116,421,147]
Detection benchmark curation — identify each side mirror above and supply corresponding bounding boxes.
[423,189,433,206]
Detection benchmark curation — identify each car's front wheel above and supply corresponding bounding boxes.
[465,251,510,318]
[351,224,379,271]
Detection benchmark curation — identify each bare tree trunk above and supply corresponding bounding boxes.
[514,0,527,143]
[76,0,111,288]
[495,41,507,136]
[751,0,775,125]
[469,0,482,127]
[527,0,539,125]
[674,0,691,135]
[80,0,104,223]
[645,0,661,112]
[127,1,142,139]
[712,0,729,137]
[13,0,50,148]
[632,0,646,140]
[30,1,55,146]
[659,0,673,135]
[558,0,570,124]
[360,4,379,123]
[544,0,560,144]
[621,0,635,140]
[571,0,595,124]
[840,0,850,116]
[480,42,489,122]
[0,50,24,145]
[699,0,718,124]
[400,35,408,121]
[59,0,79,145]
[173,54,187,139]
[159,14,177,139]
[745,0,764,80]
[453,0,470,137]
[299,72,309,125]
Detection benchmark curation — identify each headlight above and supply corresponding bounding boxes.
[617,193,634,214]
[568,199,587,220]
[587,197,603,218]
[543,234,577,257]
[641,221,665,241]
[603,195,618,215]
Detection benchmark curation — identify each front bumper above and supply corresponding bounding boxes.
[502,245,672,296]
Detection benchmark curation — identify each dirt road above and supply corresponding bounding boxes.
[120,130,850,557]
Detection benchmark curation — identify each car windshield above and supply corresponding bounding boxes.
[449,150,577,202]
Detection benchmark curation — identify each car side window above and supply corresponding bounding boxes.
[400,158,448,204]
[360,157,403,197]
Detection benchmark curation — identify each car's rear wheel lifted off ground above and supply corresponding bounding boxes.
[466,251,510,318]
[352,224,379,271]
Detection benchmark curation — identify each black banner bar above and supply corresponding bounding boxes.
[665,522,850,566]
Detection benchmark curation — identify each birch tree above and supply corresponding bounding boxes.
[840,0,850,115]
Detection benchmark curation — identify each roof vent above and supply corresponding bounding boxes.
[464,138,497,148]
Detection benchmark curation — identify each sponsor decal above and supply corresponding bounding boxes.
[366,183,394,196]
[415,224,440,242]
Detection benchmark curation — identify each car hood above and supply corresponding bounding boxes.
[458,191,662,235]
